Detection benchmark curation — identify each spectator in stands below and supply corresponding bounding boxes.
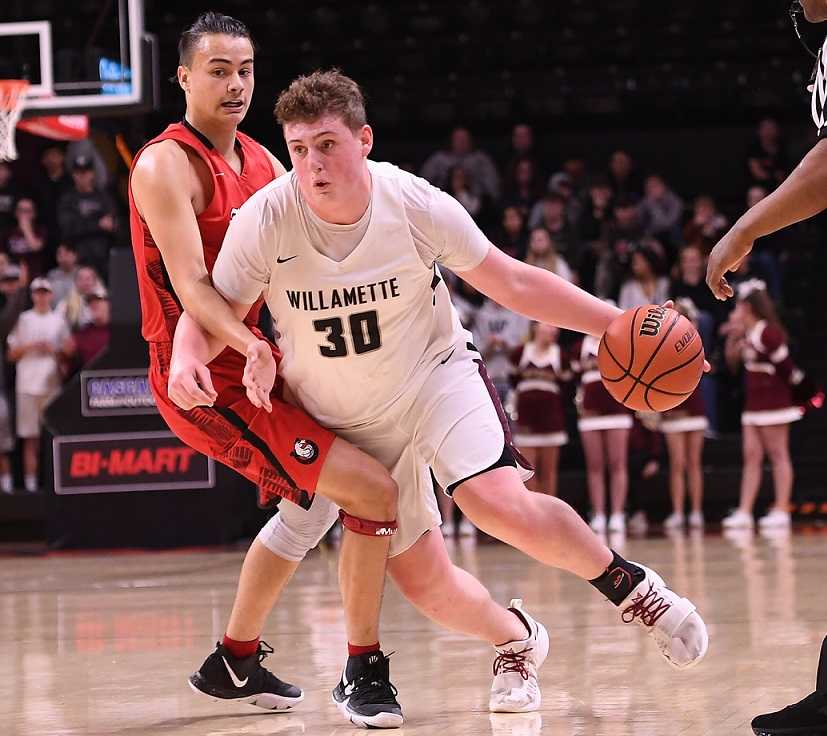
[503,123,541,176]
[618,242,669,310]
[46,242,79,306]
[57,156,118,279]
[503,157,544,218]
[547,171,582,226]
[579,176,614,243]
[526,193,579,257]
[607,149,643,199]
[32,145,72,250]
[683,194,728,251]
[594,194,645,298]
[494,205,528,261]
[640,174,684,255]
[671,243,721,324]
[0,262,31,338]
[0,162,21,233]
[728,251,780,301]
[58,264,103,331]
[62,285,110,374]
[525,227,574,282]
[743,185,783,299]
[562,157,589,200]
[7,277,69,492]
[660,299,708,530]
[0,371,12,493]
[449,278,484,331]
[3,198,47,277]
[446,165,483,220]
[721,281,802,530]
[473,296,530,408]
[511,322,568,497]
[746,117,788,189]
[670,242,722,434]
[66,139,110,191]
[420,126,500,202]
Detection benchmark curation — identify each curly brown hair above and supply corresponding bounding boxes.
[274,69,367,130]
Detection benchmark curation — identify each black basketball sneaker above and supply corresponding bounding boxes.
[332,650,404,728]
[752,635,827,735]
[188,641,304,711]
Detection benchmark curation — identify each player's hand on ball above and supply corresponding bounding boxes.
[706,225,754,300]
[243,340,276,413]
[168,353,217,410]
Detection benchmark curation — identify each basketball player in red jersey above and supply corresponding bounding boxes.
[709,3,827,733]
[128,13,402,728]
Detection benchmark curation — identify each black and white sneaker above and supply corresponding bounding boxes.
[188,641,304,711]
[752,635,827,735]
[332,650,404,729]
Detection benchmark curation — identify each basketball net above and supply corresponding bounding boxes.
[0,80,30,162]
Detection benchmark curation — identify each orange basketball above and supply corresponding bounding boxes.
[597,305,704,412]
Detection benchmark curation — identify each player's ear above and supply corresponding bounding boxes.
[360,125,373,158]
[177,66,189,93]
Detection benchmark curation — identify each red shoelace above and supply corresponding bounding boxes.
[621,581,672,627]
[492,647,533,680]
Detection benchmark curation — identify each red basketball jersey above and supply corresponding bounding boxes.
[128,120,276,343]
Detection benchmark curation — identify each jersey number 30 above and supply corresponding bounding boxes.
[314,310,382,358]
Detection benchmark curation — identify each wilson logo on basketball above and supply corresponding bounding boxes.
[674,330,696,354]
[638,306,667,337]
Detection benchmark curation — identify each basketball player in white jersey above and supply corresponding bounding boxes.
[171,70,709,714]
[708,4,827,733]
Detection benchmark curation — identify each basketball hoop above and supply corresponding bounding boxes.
[0,80,29,162]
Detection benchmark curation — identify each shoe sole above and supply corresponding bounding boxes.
[753,728,827,735]
[332,693,404,729]
[188,676,304,711]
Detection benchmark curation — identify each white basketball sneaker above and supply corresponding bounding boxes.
[758,508,791,529]
[663,512,685,530]
[590,513,607,533]
[722,509,754,529]
[608,512,626,534]
[618,563,709,670]
[489,600,549,713]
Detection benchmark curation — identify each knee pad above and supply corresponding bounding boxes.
[257,496,340,562]
[338,509,397,537]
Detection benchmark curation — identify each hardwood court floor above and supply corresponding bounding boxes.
[2,527,826,736]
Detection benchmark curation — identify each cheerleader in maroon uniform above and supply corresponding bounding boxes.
[661,299,709,530]
[511,322,568,497]
[722,280,803,530]
[573,329,633,534]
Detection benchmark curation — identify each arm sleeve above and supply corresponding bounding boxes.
[418,187,492,272]
[211,196,275,305]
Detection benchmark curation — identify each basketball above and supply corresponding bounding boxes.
[597,304,704,412]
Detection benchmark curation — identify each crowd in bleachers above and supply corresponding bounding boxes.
[0,116,812,528]
[0,146,113,493]
[422,118,813,535]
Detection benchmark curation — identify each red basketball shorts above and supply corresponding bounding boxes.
[148,341,335,509]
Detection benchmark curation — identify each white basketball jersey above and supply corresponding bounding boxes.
[214,161,490,428]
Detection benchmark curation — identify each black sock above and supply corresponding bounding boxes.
[817,635,827,694]
[589,551,646,606]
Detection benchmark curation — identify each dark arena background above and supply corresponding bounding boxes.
[1,2,827,735]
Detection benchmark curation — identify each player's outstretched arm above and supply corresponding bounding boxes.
[707,137,827,300]
[460,245,622,337]
[130,141,262,355]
